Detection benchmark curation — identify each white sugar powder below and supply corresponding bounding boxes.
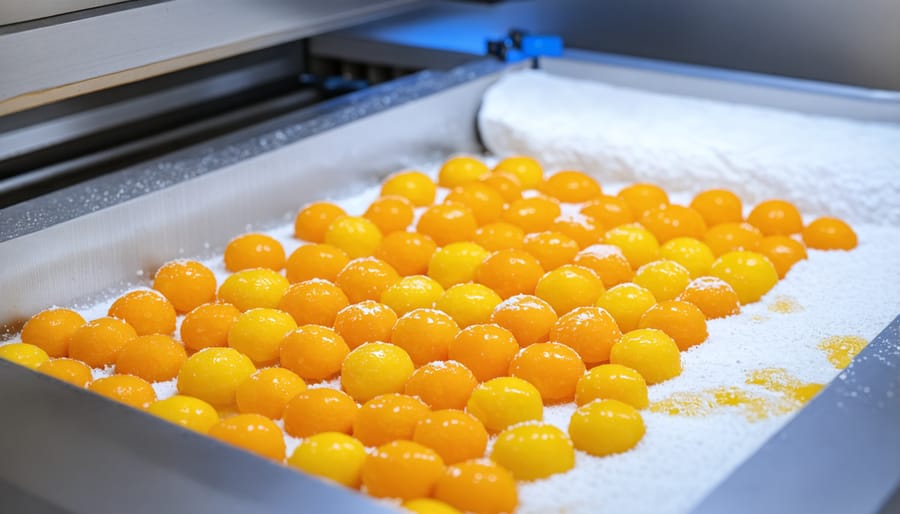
[479,71,900,225]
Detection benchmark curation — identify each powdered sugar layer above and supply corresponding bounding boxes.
[478,70,900,225]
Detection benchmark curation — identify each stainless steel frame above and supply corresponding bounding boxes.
[1,51,897,513]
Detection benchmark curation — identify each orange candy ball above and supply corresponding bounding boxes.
[475,249,544,299]
[549,306,622,366]
[391,308,460,367]
[523,231,580,270]
[638,300,708,351]
[489,294,558,347]
[703,222,764,256]
[68,316,137,367]
[335,257,400,304]
[445,183,505,225]
[364,195,415,235]
[509,342,586,403]
[89,374,157,408]
[381,171,437,207]
[208,413,286,461]
[747,199,803,236]
[333,300,398,349]
[235,367,307,419]
[413,409,489,465]
[21,308,85,358]
[803,217,858,250]
[540,170,602,203]
[278,279,349,326]
[501,196,561,233]
[224,233,285,272]
[551,214,605,249]
[283,388,358,438]
[115,334,187,382]
[690,189,743,226]
[433,460,518,514]
[376,231,438,277]
[404,360,478,410]
[581,195,634,229]
[285,243,350,283]
[481,172,523,203]
[108,289,176,336]
[280,325,350,381]
[448,324,519,382]
[353,393,431,446]
[417,203,479,246]
[639,205,707,243]
[152,260,217,313]
[617,183,669,217]
[474,222,525,252]
[180,302,241,352]
[758,235,809,278]
[363,440,445,501]
[573,244,634,287]
[678,276,741,319]
[294,202,347,242]
[37,358,93,388]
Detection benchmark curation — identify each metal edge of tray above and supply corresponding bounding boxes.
[0,358,397,514]
[688,315,900,514]
[0,58,510,243]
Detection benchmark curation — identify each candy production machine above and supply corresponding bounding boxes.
[1,2,899,513]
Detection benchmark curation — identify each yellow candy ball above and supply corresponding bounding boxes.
[227,308,297,366]
[381,171,437,207]
[324,215,383,259]
[218,268,289,311]
[604,225,660,269]
[575,364,649,409]
[439,156,490,188]
[288,432,367,488]
[710,251,779,304]
[466,377,543,433]
[0,343,49,370]
[595,283,657,332]
[490,423,575,480]
[534,264,605,315]
[147,395,220,433]
[568,399,645,456]
[434,283,502,328]
[427,242,489,289]
[341,342,415,402]
[493,156,544,189]
[610,329,681,385]
[177,347,256,407]
[404,498,463,514]
[381,275,445,317]
[659,237,715,278]
[633,260,691,302]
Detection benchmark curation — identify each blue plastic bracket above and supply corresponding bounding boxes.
[487,30,564,63]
